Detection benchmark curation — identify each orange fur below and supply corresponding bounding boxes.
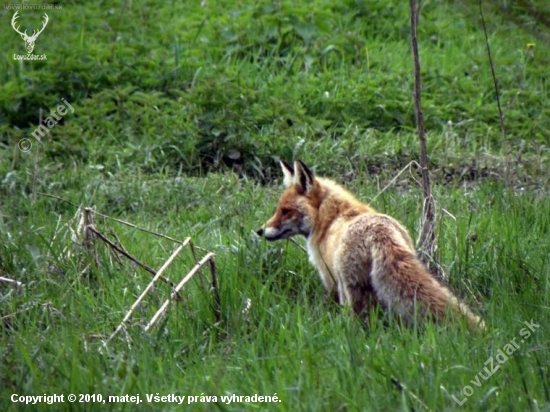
[257,160,484,331]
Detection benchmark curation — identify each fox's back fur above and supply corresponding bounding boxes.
[257,160,484,331]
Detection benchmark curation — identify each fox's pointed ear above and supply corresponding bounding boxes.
[294,160,315,194]
[280,160,295,188]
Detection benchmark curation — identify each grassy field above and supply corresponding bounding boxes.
[1,0,549,411]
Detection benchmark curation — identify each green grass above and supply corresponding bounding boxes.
[1,1,549,411]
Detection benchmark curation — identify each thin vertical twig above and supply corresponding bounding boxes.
[189,239,206,290]
[478,0,511,187]
[32,108,42,204]
[208,258,221,323]
[83,207,100,267]
[409,0,439,278]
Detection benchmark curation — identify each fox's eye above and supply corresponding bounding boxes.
[281,208,291,217]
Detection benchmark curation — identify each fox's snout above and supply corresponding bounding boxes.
[256,223,297,241]
[255,225,284,241]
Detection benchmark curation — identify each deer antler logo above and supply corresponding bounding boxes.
[11,11,49,54]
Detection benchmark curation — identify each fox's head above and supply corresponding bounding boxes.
[256,160,320,241]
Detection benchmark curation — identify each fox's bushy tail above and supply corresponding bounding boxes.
[370,243,485,332]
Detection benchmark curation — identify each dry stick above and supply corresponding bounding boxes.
[145,252,215,331]
[92,210,186,245]
[2,303,44,321]
[32,108,42,204]
[0,276,24,289]
[88,227,183,292]
[409,0,439,279]
[371,161,419,203]
[106,230,126,267]
[188,239,206,290]
[83,208,100,267]
[36,192,79,208]
[2,307,32,321]
[36,194,190,296]
[478,0,511,187]
[37,192,219,323]
[208,258,221,324]
[37,192,211,252]
[107,242,189,342]
[92,214,208,253]
[188,239,198,262]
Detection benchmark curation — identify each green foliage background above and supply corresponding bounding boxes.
[0,1,549,411]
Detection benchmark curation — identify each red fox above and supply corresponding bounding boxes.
[257,160,484,331]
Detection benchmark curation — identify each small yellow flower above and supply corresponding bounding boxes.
[526,43,535,50]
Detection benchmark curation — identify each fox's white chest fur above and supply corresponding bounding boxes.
[306,229,348,304]
[306,235,334,291]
